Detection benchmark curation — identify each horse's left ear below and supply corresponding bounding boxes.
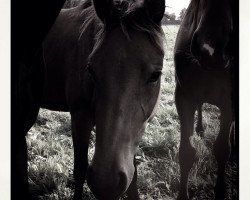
[146,0,165,24]
[92,0,114,23]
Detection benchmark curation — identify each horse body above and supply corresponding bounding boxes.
[41,5,94,112]
[12,0,66,199]
[174,0,235,199]
[40,0,165,199]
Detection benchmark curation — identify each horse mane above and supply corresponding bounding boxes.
[183,0,201,28]
[189,0,200,8]
[78,0,165,55]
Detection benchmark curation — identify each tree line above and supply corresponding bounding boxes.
[63,0,187,25]
[162,8,187,25]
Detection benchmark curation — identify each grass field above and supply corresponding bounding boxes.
[27,25,238,200]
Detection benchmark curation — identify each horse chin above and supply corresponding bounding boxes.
[88,175,130,200]
[93,192,121,200]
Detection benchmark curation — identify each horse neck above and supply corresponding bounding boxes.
[182,0,203,33]
[76,4,103,65]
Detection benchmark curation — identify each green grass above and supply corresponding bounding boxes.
[27,25,238,200]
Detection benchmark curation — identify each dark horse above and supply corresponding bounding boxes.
[174,0,237,199]
[40,0,165,199]
[12,0,65,199]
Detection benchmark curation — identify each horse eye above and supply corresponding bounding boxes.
[148,71,162,83]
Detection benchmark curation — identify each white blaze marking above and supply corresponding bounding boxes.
[203,43,215,56]
[225,60,230,68]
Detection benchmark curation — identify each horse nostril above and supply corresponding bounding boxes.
[86,167,129,199]
[117,171,127,195]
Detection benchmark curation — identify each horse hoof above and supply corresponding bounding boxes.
[214,192,225,200]
[195,127,204,137]
[125,196,140,200]
[127,195,140,200]
[73,193,82,200]
[123,192,140,200]
[215,195,225,200]
[177,197,190,200]
[214,185,225,200]
[197,131,204,138]
[177,194,190,200]
[126,194,140,200]
[195,122,205,138]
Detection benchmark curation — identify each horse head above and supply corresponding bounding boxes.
[85,0,165,199]
[190,0,233,70]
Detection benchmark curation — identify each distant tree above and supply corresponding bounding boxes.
[165,11,170,18]
[162,11,181,25]
[169,13,176,21]
[178,8,187,21]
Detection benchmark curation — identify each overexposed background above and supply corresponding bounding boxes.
[0,0,10,199]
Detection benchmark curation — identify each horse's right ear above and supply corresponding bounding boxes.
[92,0,114,23]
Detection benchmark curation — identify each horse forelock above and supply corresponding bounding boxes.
[78,0,165,59]
[119,4,165,55]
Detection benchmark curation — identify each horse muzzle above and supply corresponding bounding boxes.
[87,163,133,199]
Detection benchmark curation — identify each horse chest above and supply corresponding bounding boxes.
[191,71,232,106]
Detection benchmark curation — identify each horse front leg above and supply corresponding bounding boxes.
[176,88,196,200]
[12,135,29,200]
[12,94,41,200]
[125,157,139,200]
[213,106,232,200]
[71,111,92,200]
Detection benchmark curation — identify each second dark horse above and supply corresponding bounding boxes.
[174,0,237,199]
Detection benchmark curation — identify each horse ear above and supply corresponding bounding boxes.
[92,0,114,23]
[92,0,165,24]
[146,0,165,24]
[92,0,110,22]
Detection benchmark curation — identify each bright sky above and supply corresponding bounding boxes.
[165,0,190,16]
